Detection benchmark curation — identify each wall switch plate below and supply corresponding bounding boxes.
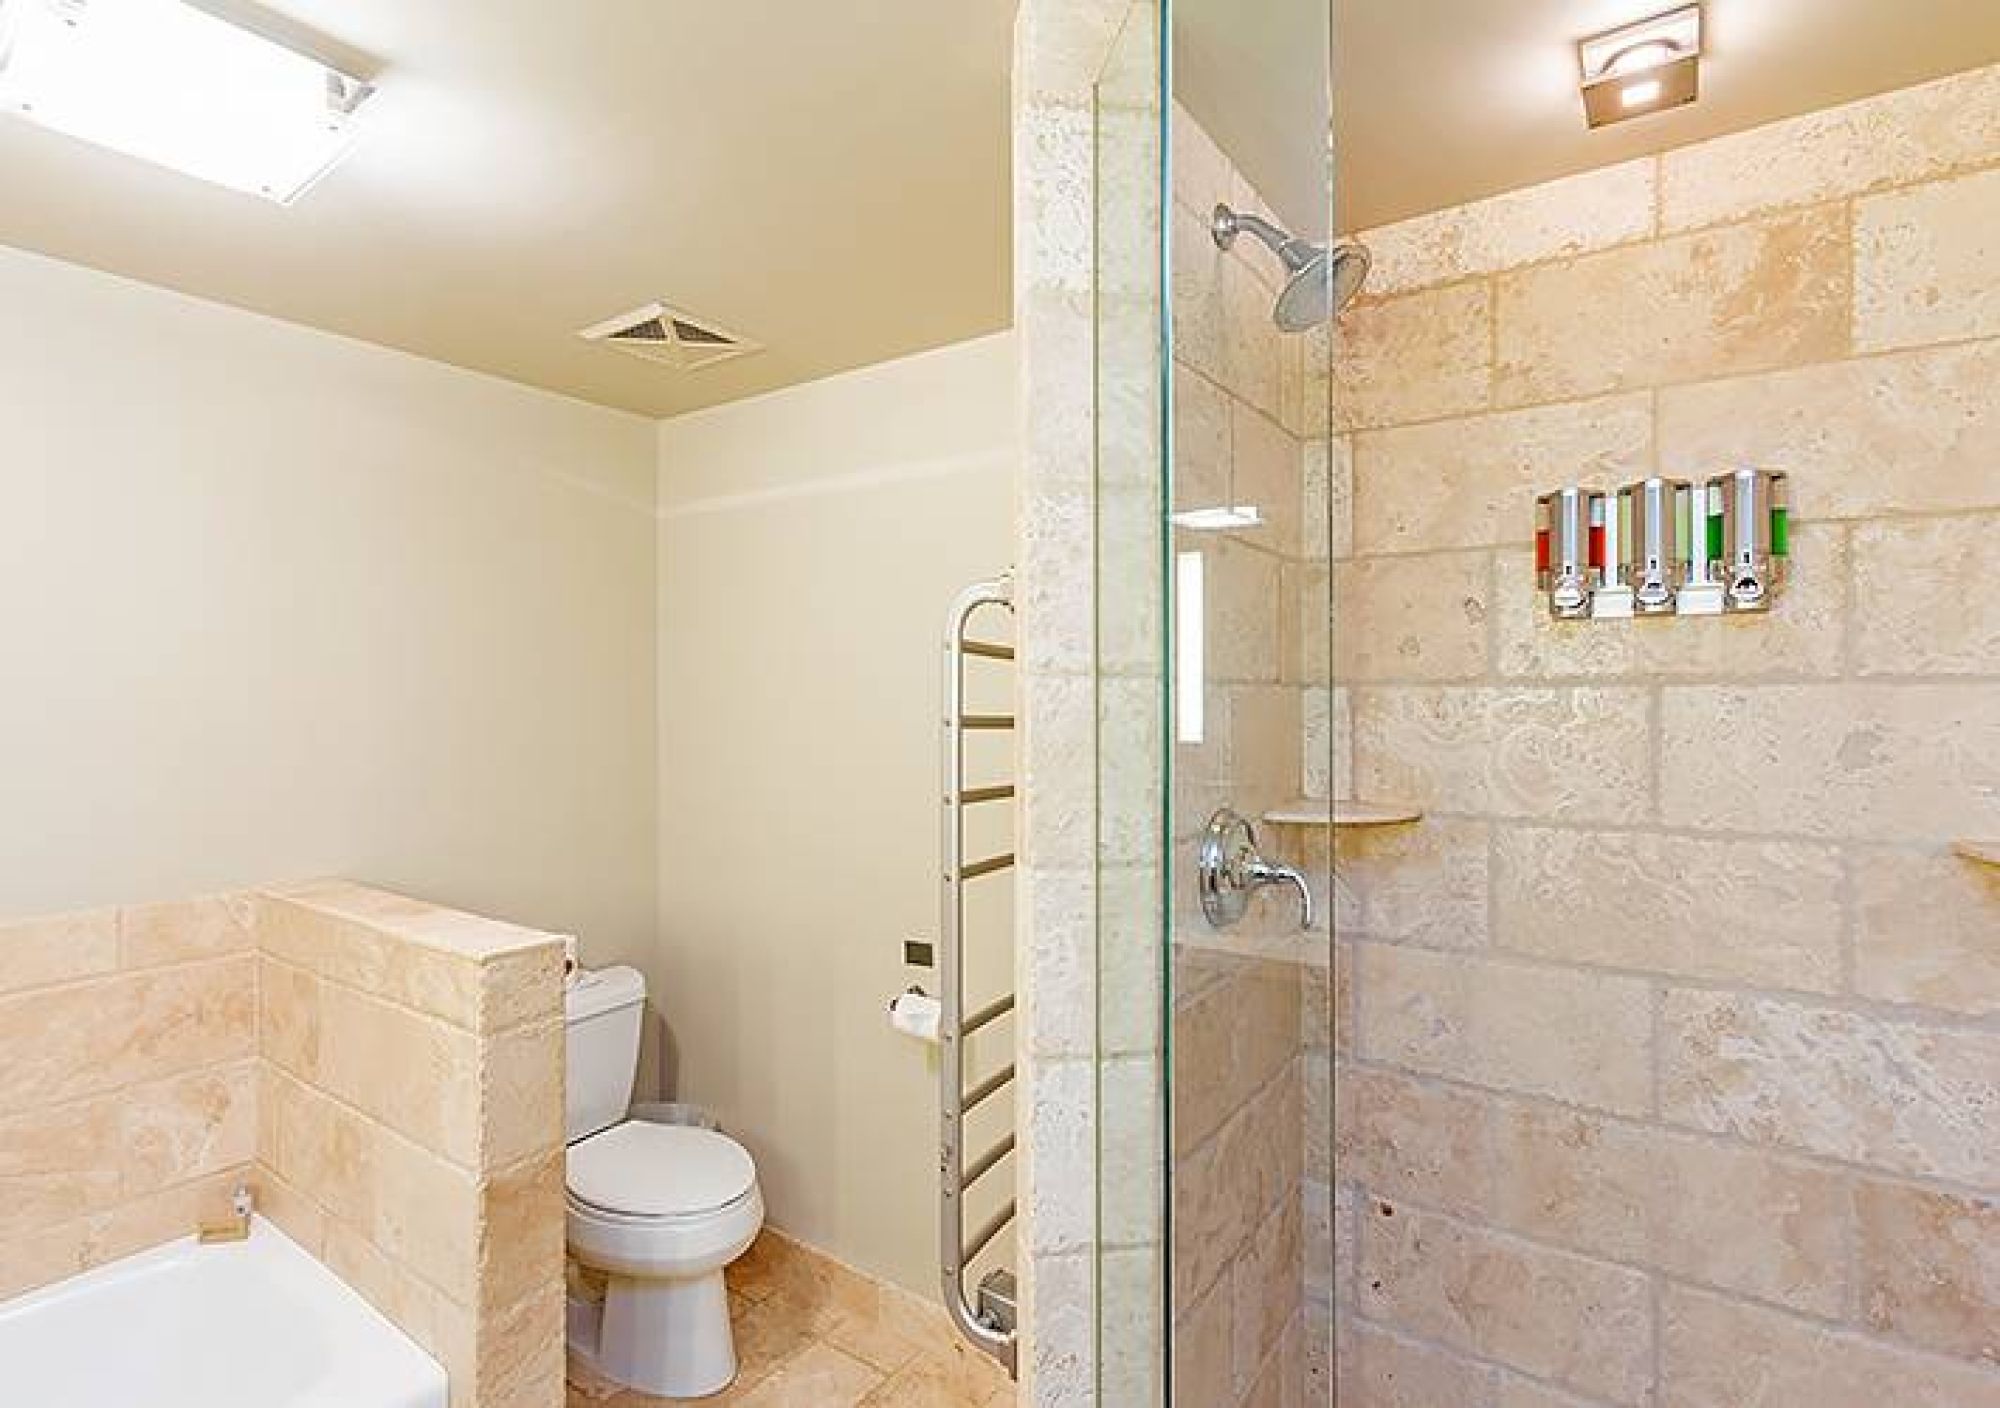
[903,939,935,968]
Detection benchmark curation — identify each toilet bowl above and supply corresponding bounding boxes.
[563,968,765,1398]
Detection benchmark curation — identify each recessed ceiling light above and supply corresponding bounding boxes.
[1577,4,1701,129]
[0,0,372,204]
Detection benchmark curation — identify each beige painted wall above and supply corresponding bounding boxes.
[654,332,1017,1296]
[0,245,660,965]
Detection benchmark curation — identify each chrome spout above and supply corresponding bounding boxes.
[197,1182,253,1244]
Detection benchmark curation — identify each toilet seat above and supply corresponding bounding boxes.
[567,1121,757,1220]
[568,1185,760,1226]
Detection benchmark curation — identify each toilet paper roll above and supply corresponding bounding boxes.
[889,991,941,1043]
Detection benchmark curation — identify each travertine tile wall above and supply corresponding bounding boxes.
[1326,65,2000,1408]
[255,880,568,1408]
[1012,1,1148,1403]
[0,880,568,1408]
[0,895,257,1301]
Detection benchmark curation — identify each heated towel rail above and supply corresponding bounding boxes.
[938,573,1019,1377]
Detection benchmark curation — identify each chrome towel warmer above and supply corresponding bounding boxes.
[938,572,1019,1377]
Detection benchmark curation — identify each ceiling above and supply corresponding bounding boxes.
[2,2,1996,417]
[0,1,1017,419]
[1181,0,2000,237]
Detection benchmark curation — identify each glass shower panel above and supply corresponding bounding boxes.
[1165,0,1337,1396]
[1094,0,1337,1401]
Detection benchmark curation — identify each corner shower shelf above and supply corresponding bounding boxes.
[1262,799,1423,829]
[1952,840,2000,867]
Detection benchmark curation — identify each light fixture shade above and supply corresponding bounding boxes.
[0,0,370,203]
[1577,4,1701,129]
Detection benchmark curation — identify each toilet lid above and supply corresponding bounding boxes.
[567,1121,756,1218]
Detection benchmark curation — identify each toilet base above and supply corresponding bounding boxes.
[576,1268,737,1399]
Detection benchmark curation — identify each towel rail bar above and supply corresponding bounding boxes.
[963,993,1014,1036]
[962,1201,1016,1267]
[938,573,1019,1377]
[961,1135,1015,1191]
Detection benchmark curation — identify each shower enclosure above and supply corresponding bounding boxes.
[1090,0,1341,1400]
[1043,3,2000,1404]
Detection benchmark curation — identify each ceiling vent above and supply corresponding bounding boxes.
[578,302,761,370]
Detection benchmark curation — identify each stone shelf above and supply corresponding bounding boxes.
[1262,799,1423,828]
[1952,840,2000,867]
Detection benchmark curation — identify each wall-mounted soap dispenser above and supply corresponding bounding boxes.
[1536,487,1596,619]
[1713,468,1790,612]
[1618,477,1686,616]
[1536,470,1793,623]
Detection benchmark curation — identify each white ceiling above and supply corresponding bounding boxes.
[1180,0,2000,237]
[0,1,1017,419]
[3,2,1996,417]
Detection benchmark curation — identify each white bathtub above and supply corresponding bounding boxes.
[0,1216,447,1408]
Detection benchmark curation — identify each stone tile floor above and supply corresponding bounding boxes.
[567,1230,1016,1407]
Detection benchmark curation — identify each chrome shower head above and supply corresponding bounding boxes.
[1211,203,1370,332]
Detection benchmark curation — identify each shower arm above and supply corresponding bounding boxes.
[1211,205,1317,273]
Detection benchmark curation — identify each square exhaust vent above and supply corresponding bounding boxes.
[578,302,761,370]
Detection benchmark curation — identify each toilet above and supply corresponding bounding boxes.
[564,966,765,1399]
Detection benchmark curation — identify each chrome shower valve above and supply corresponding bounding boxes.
[1198,807,1314,931]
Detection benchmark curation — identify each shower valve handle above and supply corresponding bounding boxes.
[1198,808,1315,932]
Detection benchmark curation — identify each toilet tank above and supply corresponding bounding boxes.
[563,965,645,1143]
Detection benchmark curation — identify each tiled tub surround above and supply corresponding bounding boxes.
[0,881,568,1408]
[255,881,569,1408]
[1323,65,2000,1408]
[0,896,256,1302]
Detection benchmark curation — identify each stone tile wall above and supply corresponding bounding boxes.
[0,895,257,1300]
[255,880,569,1408]
[1326,64,2000,1408]
[0,880,569,1408]
[1012,1,1156,1403]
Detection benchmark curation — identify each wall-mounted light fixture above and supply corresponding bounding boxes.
[1577,4,1701,129]
[1174,550,1205,744]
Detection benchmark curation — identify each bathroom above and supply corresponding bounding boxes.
[0,0,1996,1405]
